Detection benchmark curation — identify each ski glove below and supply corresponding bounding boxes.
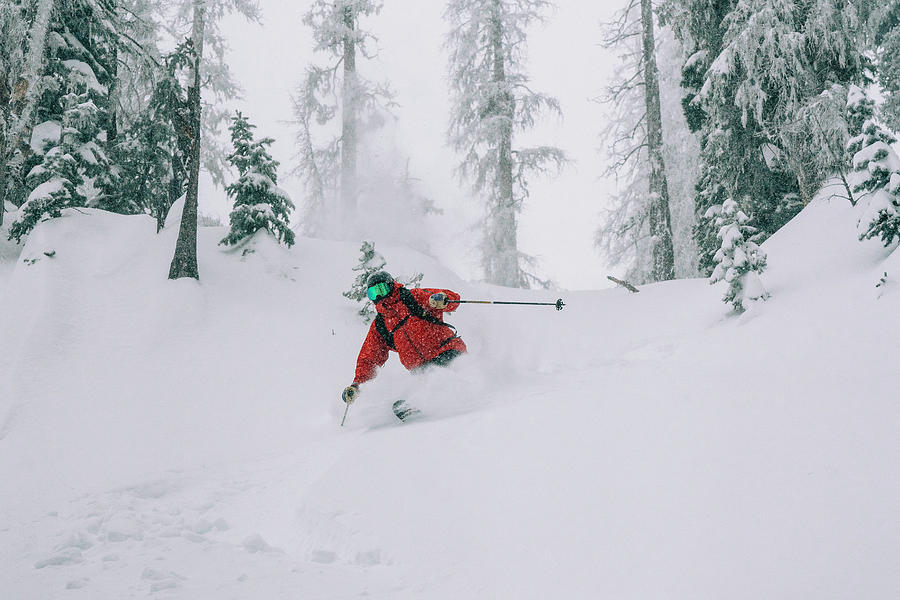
[429,293,449,309]
[342,384,359,404]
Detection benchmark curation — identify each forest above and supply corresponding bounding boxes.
[1,0,898,307]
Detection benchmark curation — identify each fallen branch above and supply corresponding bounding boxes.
[607,275,639,293]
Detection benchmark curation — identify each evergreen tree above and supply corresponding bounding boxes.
[220,111,295,248]
[168,0,258,280]
[869,3,900,130]
[847,86,900,246]
[597,3,700,283]
[708,197,768,311]
[0,0,34,228]
[343,240,387,322]
[97,44,191,228]
[343,241,423,322]
[663,0,867,274]
[7,89,98,242]
[445,0,566,288]
[293,0,394,236]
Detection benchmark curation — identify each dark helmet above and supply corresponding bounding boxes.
[366,271,394,288]
[365,271,395,303]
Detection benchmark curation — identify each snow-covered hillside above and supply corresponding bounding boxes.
[1,189,899,599]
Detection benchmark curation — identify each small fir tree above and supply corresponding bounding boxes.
[708,198,768,312]
[220,112,295,248]
[8,87,102,242]
[344,241,387,322]
[847,86,900,246]
[98,112,175,217]
[343,241,423,322]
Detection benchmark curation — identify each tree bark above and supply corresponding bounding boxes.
[0,116,7,227]
[168,0,205,280]
[340,4,357,221]
[641,0,675,281]
[488,0,520,287]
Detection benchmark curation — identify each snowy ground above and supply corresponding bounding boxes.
[1,189,899,599]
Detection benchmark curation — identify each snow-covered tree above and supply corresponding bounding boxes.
[445,0,566,288]
[293,0,394,236]
[1,0,127,239]
[847,86,900,246]
[343,241,423,322]
[0,0,35,228]
[869,4,900,130]
[596,2,700,283]
[708,197,768,312]
[168,0,260,280]
[343,240,387,322]
[220,112,295,248]
[7,88,102,241]
[663,0,867,274]
[97,43,191,228]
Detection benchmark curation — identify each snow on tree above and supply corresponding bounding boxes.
[662,0,867,274]
[97,43,191,228]
[7,84,107,242]
[2,0,125,238]
[220,111,295,248]
[168,0,260,280]
[596,2,700,284]
[0,0,55,228]
[167,0,261,187]
[445,0,566,288]
[847,86,900,247]
[869,4,900,130]
[708,198,768,312]
[292,0,394,237]
[342,241,424,322]
[343,240,387,322]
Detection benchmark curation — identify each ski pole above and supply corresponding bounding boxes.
[447,298,565,311]
[340,401,351,427]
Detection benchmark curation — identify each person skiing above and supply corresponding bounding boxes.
[341,271,467,414]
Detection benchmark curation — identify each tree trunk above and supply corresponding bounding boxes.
[340,4,357,221]
[488,0,520,288]
[168,0,205,280]
[2,0,54,225]
[107,36,119,143]
[641,0,675,281]
[0,119,7,228]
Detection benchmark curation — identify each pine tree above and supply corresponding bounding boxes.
[663,0,867,274]
[708,197,768,312]
[220,112,295,248]
[0,0,33,228]
[168,0,261,280]
[97,44,191,228]
[596,2,700,283]
[343,241,424,322]
[0,0,56,222]
[848,86,900,247]
[343,240,387,322]
[7,85,105,242]
[293,0,393,236]
[445,0,566,288]
[870,4,900,130]
[9,93,97,242]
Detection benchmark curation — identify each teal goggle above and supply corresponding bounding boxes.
[366,282,392,302]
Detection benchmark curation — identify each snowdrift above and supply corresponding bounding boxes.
[0,189,898,599]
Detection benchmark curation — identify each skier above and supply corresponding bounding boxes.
[341,271,467,418]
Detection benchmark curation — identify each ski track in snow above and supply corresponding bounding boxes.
[2,191,900,599]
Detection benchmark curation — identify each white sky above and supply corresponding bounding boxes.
[204,0,624,290]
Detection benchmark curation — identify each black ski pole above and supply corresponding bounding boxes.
[447,298,565,311]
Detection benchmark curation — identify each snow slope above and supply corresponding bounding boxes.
[1,188,899,599]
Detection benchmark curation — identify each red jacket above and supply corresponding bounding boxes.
[353,283,467,384]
